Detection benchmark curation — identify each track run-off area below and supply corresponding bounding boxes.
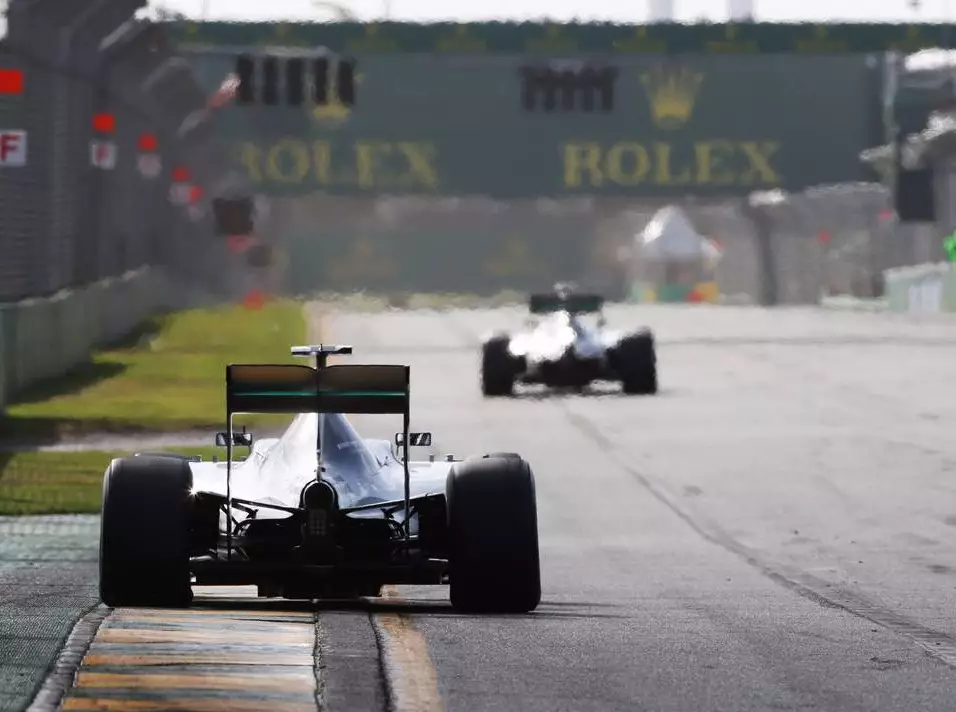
[6,303,956,711]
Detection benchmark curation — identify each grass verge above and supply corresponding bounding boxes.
[1,300,306,442]
[0,447,227,516]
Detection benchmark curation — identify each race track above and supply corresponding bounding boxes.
[9,303,956,711]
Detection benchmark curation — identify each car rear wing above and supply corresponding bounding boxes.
[529,293,604,315]
[226,363,410,415]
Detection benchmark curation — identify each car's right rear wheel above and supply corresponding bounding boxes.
[99,456,194,608]
[613,331,658,395]
[480,336,517,397]
[445,454,541,613]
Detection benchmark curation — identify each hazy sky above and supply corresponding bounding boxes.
[159,0,954,23]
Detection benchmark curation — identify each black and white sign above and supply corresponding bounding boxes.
[0,130,27,167]
[90,140,117,170]
[137,153,162,179]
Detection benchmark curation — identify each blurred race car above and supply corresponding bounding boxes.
[480,285,657,396]
[99,344,541,613]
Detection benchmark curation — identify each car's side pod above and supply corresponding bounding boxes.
[444,453,541,614]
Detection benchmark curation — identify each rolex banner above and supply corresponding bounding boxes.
[200,51,877,199]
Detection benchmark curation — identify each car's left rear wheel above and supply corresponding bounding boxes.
[99,456,194,608]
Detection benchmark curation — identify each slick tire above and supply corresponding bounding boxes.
[481,336,516,397]
[99,456,194,608]
[614,331,658,395]
[446,454,541,613]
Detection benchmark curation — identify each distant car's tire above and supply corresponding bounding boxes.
[613,331,658,395]
[99,456,194,608]
[445,455,541,613]
[481,336,517,397]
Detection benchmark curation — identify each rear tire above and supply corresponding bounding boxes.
[481,336,517,397]
[445,454,541,613]
[99,456,194,608]
[613,331,658,395]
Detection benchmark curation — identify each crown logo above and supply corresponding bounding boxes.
[309,70,364,127]
[640,66,704,130]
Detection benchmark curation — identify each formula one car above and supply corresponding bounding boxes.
[480,285,657,396]
[99,345,540,613]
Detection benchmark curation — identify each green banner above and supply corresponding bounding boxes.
[171,20,950,55]
[188,53,879,198]
[284,224,595,296]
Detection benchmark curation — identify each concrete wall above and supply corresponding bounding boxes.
[884,262,956,313]
[0,267,173,411]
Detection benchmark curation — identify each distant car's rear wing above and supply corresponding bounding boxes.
[529,293,604,314]
[226,363,410,415]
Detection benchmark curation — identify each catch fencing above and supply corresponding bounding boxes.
[0,0,250,409]
[262,182,933,307]
[0,0,247,302]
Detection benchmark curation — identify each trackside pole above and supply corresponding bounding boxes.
[314,350,324,485]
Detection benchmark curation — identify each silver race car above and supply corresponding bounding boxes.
[480,285,657,396]
[99,345,541,613]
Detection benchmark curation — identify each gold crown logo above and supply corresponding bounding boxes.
[640,67,704,130]
[309,71,364,127]
[310,99,351,124]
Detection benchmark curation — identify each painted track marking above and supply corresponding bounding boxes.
[374,586,445,712]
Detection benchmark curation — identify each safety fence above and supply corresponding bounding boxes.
[261,181,930,308]
[0,0,251,410]
[677,182,936,306]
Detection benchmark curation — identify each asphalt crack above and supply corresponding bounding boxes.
[561,406,956,670]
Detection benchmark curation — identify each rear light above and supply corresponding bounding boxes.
[306,508,328,537]
[301,481,337,541]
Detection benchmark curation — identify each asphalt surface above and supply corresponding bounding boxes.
[330,304,956,712]
[7,303,956,710]
[0,516,99,712]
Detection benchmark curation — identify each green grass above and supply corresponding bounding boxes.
[1,300,306,442]
[0,447,227,516]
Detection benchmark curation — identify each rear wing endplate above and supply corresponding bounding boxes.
[529,293,604,314]
[226,363,409,415]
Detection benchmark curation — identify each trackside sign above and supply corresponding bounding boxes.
[0,130,26,166]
